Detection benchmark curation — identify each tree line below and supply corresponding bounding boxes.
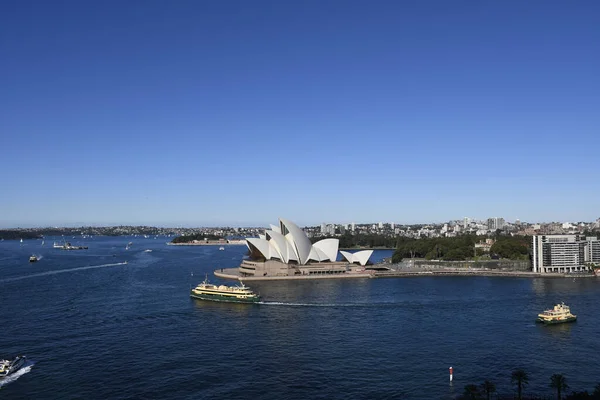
[0,231,42,240]
[459,368,600,399]
[171,233,224,243]
[391,235,531,263]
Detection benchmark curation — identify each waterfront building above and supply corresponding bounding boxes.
[532,234,590,273]
[586,237,600,265]
[240,218,373,277]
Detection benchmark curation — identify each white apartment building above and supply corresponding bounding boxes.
[532,234,597,273]
[586,237,600,265]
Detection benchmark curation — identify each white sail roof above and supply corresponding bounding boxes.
[340,250,374,266]
[265,230,289,263]
[313,239,339,262]
[280,218,312,265]
[245,218,343,265]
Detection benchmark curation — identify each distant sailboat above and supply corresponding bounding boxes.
[42,240,45,246]
[20,238,23,243]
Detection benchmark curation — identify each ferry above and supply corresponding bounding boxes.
[190,277,260,304]
[536,302,577,325]
[0,356,27,378]
[53,241,88,250]
[29,255,38,263]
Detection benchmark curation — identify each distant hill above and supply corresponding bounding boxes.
[0,231,42,240]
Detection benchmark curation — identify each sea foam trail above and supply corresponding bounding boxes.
[0,262,129,284]
[0,364,33,388]
[259,301,369,307]
[258,301,413,308]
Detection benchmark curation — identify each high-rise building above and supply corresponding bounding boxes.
[532,234,590,273]
[487,217,505,230]
[351,222,355,232]
[378,222,383,229]
[586,237,600,264]
[463,217,470,229]
[391,222,395,230]
[320,223,326,235]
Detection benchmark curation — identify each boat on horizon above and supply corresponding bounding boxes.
[536,302,577,324]
[190,277,260,304]
[53,241,88,250]
[219,246,225,251]
[0,356,27,378]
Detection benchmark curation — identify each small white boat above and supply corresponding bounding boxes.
[143,249,152,253]
[0,356,26,378]
[219,246,225,251]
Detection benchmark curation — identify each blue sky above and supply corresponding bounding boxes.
[1,0,599,227]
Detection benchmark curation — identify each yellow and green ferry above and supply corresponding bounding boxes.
[536,302,577,325]
[190,278,260,304]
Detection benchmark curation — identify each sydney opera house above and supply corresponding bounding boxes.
[238,218,373,278]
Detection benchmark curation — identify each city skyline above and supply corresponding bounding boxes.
[2,1,599,227]
[3,216,599,230]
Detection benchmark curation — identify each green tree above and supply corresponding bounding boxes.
[551,374,569,400]
[461,384,482,400]
[480,380,496,400]
[565,391,592,399]
[490,236,530,260]
[511,369,529,400]
[594,383,600,398]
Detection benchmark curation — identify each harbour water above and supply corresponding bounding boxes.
[1,237,600,399]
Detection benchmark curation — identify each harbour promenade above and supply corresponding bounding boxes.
[214,267,374,281]
[214,265,596,281]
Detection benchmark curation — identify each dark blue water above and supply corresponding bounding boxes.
[1,237,599,399]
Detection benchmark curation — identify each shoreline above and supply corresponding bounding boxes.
[372,269,594,279]
[166,242,245,246]
[214,267,597,281]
